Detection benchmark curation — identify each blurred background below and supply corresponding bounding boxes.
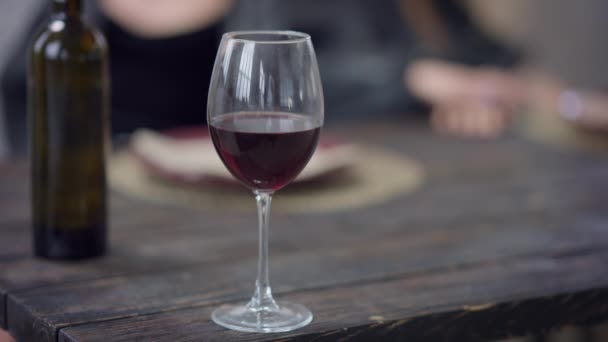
[2,0,608,159]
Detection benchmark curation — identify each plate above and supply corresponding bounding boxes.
[129,126,356,186]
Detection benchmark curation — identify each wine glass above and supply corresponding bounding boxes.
[207,31,324,333]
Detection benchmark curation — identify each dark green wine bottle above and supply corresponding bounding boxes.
[29,0,110,259]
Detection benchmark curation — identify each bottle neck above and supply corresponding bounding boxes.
[52,0,82,18]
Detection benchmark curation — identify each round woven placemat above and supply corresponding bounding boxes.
[520,112,608,152]
[110,145,425,213]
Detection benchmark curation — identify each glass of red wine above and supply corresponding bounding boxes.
[208,31,323,332]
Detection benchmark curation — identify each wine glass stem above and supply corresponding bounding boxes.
[250,190,278,311]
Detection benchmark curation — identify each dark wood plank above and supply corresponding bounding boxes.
[7,211,608,342]
[0,212,255,329]
[0,288,4,336]
[333,120,608,189]
[58,250,608,342]
[2,123,608,340]
[1,156,607,332]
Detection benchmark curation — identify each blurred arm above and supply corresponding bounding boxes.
[407,59,608,138]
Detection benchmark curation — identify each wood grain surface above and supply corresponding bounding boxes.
[1,121,608,341]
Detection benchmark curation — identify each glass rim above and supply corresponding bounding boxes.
[222,30,311,44]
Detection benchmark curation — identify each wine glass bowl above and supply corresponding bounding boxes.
[207,31,323,333]
[209,112,321,191]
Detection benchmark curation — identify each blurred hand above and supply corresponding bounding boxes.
[406,59,608,138]
[0,329,15,342]
[431,100,511,139]
[522,70,608,132]
[99,0,233,38]
[557,90,608,132]
[406,59,524,139]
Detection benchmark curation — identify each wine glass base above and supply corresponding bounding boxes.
[212,301,313,333]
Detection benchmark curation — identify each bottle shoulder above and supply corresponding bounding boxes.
[31,17,108,61]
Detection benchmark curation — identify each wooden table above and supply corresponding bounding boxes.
[1,121,608,341]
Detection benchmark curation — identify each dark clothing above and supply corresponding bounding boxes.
[103,20,219,133]
[1,0,518,155]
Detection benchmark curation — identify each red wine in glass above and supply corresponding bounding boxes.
[209,112,321,191]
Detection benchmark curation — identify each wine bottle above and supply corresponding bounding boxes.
[29,0,110,259]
